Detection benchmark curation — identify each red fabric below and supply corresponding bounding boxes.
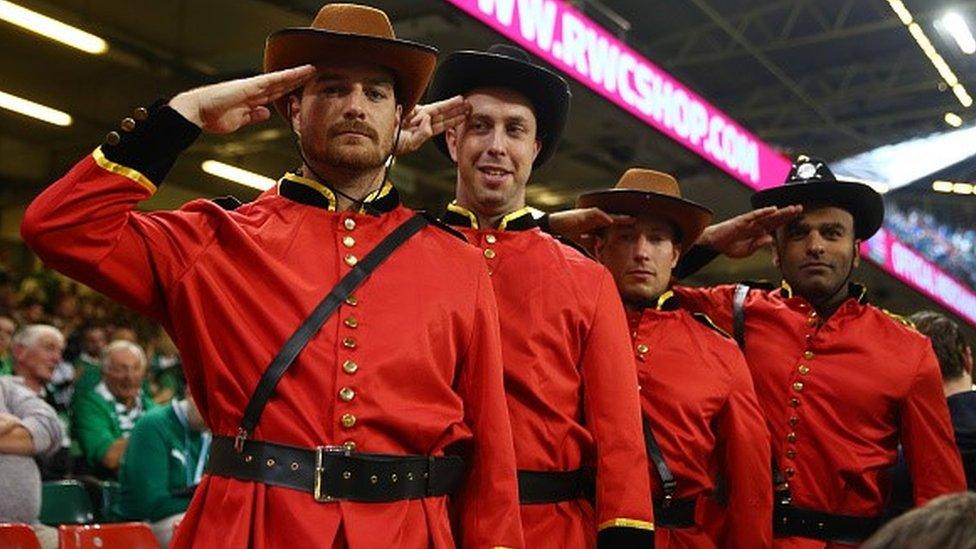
[21,154,524,549]
[675,284,967,547]
[455,225,654,548]
[628,303,772,548]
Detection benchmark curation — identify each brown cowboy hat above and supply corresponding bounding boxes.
[263,3,437,117]
[577,169,713,253]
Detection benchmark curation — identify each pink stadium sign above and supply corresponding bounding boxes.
[443,0,793,189]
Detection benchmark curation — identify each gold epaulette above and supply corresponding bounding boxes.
[692,312,733,339]
[881,308,917,330]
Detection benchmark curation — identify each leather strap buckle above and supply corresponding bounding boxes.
[313,445,352,502]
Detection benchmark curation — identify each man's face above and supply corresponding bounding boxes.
[81,327,106,357]
[290,63,400,172]
[773,206,859,301]
[447,88,541,217]
[0,316,15,354]
[13,332,64,385]
[595,217,680,306]
[102,348,147,405]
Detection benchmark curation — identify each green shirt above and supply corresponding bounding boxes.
[72,354,102,396]
[0,355,12,376]
[118,403,208,521]
[71,381,155,472]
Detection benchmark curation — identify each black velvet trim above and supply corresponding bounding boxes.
[597,526,655,549]
[99,99,201,187]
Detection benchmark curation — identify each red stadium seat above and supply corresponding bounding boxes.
[0,523,41,549]
[58,522,158,549]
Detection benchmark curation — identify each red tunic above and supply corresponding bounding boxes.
[22,150,524,549]
[675,283,966,548]
[443,204,654,548]
[628,291,772,549]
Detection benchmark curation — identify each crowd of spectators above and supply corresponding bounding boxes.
[884,204,976,288]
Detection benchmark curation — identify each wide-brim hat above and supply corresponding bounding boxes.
[426,44,571,168]
[751,155,884,240]
[577,169,713,253]
[263,3,438,117]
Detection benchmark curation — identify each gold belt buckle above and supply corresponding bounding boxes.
[313,445,352,502]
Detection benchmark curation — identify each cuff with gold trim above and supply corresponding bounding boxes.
[99,99,201,188]
[597,519,655,548]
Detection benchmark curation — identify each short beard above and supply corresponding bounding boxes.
[320,141,387,170]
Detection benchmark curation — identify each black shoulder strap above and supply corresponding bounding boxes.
[732,283,749,349]
[642,416,677,503]
[235,213,429,451]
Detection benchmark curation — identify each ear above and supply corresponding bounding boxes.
[446,126,460,163]
[963,345,973,376]
[532,138,542,162]
[288,94,302,137]
[670,243,681,269]
[852,239,861,268]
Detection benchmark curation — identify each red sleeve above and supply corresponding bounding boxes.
[454,267,525,548]
[713,346,772,547]
[582,270,655,545]
[21,150,219,322]
[672,285,737,334]
[901,341,967,505]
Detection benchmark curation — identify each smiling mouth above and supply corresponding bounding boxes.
[478,167,511,177]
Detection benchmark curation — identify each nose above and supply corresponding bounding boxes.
[342,86,368,121]
[806,233,826,257]
[485,127,507,158]
[632,235,652,261]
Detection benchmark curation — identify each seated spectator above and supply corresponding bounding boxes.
[10,325,64,397]
[72,323,107,396]
[71,340,154,478]
[0,376,65,549]
[119,395,209,547]
[864,492,976,549]
[0,312,15,375]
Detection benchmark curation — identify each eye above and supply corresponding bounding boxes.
[506,124,526,136]
[366,87,388,101]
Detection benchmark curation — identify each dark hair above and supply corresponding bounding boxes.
[862,492,976,549]
[909,310,970,381]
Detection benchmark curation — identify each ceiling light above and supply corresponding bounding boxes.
[941,12,976,54]
[887,0,913,25]
[889,3,972,108]
[0,89,71,126]
[201,160,275,191]
[932,180,954,192]
[952,182,974,194]
[952,84,974,107]
[944,112,963,127]
[0,0,107,54]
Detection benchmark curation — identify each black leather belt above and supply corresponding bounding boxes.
[655,497,697,529]
[207,436,465,502]
[775,505,882,544]
[517,469,594,504]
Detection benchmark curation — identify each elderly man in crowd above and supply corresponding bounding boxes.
[0,375,65,549]
[71,339,155,477]
[10,324,64,397]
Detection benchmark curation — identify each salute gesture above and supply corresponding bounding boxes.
[395,95,470,155]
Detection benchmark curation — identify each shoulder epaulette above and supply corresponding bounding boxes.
[881,308,917,330]
[210,195,243,211]
[554,235,594,259]
[692,312,733,339]
[420,212,467,242]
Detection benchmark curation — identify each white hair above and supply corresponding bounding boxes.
[11,324,64,350]
[101,339,147,369]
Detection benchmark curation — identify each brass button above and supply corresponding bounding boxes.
[344,317,358,329]
[133,107,149,120]
[798,365,810,375]
[266,458,275,468]
[340,413,357,428]
[789,416,799,427]
[345,254,358,266]
[338,387,355,402]
[786,449,797,459]
[785,467,796,477]
[636,344,649,354]
[342,337,357,349]
[792,382,804,392]
[342,236,355,248]
[789,398,801,407]
[345,295,358,307]
[787,432,797,443]
[344,218,356,231]
[343,440,357,452]
[342,360,359,375]
[105,131,121,145]
[120,117,136,132]
[483,248,496,259]
[803,350,814,360]
[485,234,497,244]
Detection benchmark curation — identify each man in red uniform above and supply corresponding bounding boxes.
[21,5,523,548]
[578,169,772,548]
[672,156,967,547]
[424,45,654,548]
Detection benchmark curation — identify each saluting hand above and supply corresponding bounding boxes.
[547,207,635,247]
[169,65,316,134]
[698,205,803,258]
[396,95,471,155]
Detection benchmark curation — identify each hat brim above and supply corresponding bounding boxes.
[577,189,713,253]
[264,28,437,117]
[751,180,884,240]
[426,50,571,168]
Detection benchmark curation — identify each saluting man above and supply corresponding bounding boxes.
[423,45,654,548]
[22,4,524,548]
[580,169,772,548]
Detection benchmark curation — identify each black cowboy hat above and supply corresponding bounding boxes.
[751,155,885,240]
[426,44,571,168]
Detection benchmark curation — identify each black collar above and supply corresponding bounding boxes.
[277,172,399,215]
[779,281,869,304]
[441,202,539,231]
